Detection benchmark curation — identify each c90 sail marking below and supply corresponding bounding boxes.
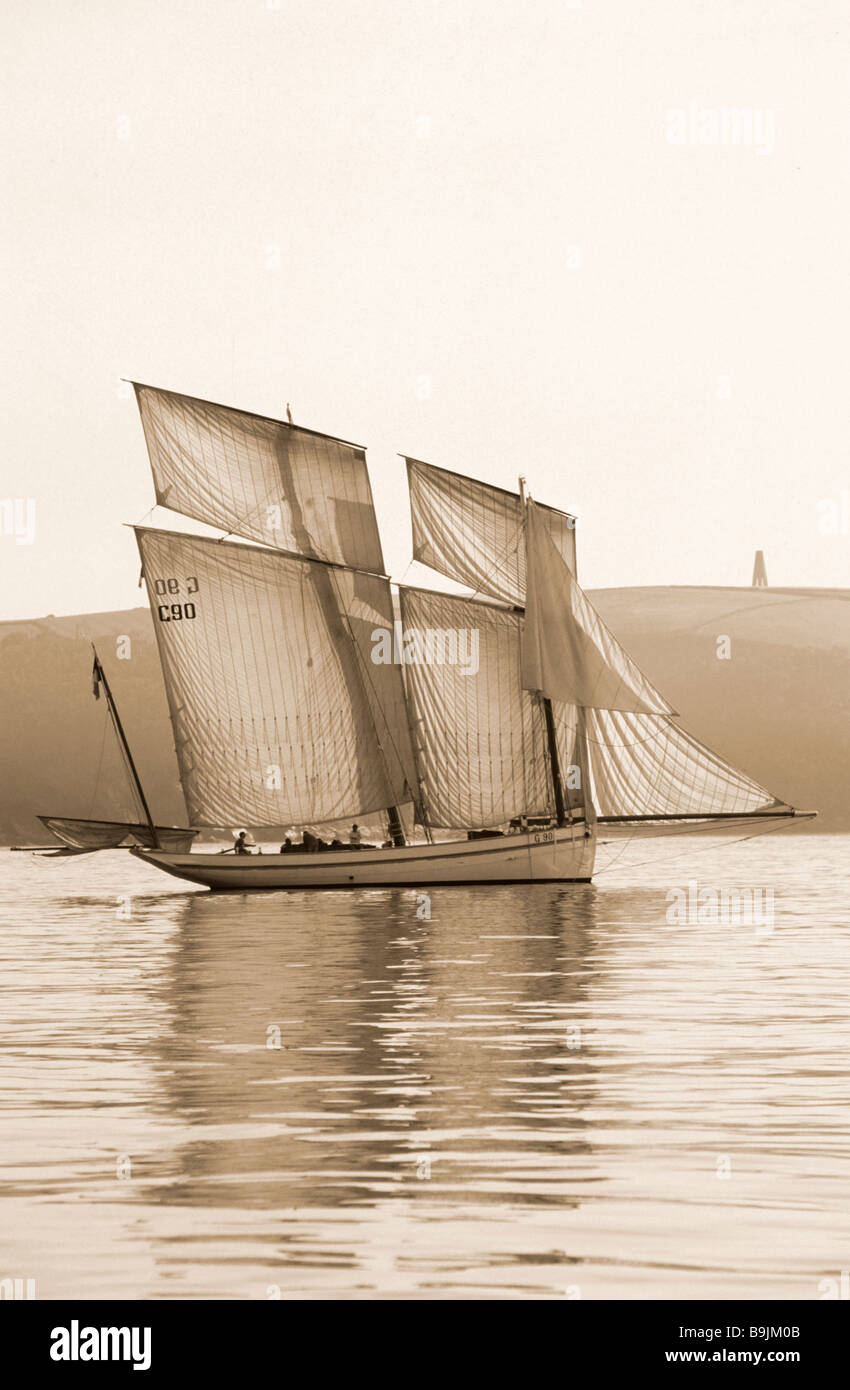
[153,576,199,596]
[153,575,200,622]
[158,602,196,622]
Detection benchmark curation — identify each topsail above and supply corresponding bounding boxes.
[406,456,577,603]
[134,383,385,572]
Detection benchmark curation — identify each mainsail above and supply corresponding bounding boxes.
[135,527,418,827]
[398,587,589,828]
[399,587,550,827]
[406,456,577,602]
[134,383,385,572]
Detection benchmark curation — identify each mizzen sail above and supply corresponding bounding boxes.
[39,816,196,853]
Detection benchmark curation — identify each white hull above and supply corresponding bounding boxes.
[131,822,596,890]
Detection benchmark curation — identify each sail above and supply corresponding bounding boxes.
[521,499,671,714]
[134,384,385,572]
[135,527,418,827]
[396,579,783,828]
[398,587,556,827]
[39,816,197,852]
[585,710,788,818]
[406,457,577,603]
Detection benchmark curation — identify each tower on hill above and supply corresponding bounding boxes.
[752,550,768,587]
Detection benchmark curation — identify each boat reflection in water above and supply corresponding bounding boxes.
[140,885,600,1294]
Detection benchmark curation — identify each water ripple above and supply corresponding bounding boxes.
[1,833,848,1298]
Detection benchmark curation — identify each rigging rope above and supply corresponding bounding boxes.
[86,706,111,819]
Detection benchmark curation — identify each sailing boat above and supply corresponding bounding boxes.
[94,381,804,889]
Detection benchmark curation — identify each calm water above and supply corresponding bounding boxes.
[1,831,848,1301]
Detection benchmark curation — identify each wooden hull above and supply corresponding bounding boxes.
[130,822,596,890]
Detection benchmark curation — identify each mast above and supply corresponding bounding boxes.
[92,645,160,849]
[323,566,409,848]
[386,805,406,847]
[567,520,594,834]
[518,477,568,828]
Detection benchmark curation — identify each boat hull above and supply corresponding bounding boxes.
[130,822,596,890]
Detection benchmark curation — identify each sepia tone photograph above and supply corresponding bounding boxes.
[2,0,848,1361]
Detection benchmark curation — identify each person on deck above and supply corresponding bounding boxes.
[234,831,251,855]
[349,824,362,847]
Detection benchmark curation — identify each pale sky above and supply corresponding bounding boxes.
[2,0,849,620]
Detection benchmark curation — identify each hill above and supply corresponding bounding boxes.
[0,610,183,845]
[0,586,847,843]
[593,586,850,829]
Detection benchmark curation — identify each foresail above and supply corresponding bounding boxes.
[134,384,385,572]
[399,587,557,828]
[521,499,671,714]
[406,457,576,603]
[135,527,417,827]
[585,710,788,818]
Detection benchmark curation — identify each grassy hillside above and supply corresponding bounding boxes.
[1,586,847,843]
[0,611,184,844]
[592,586,850,829]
